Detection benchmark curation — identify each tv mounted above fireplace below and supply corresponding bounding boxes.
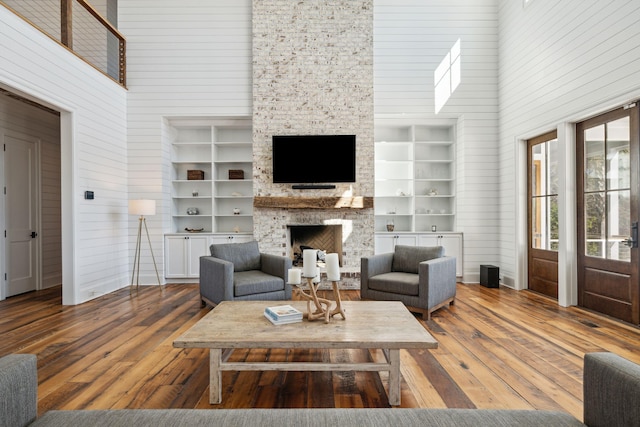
[272,135,356,187]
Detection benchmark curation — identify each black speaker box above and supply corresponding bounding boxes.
[480,265,499,288]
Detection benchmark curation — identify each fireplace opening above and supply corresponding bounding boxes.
[287,225,343,267]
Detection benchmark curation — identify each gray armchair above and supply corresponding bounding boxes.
[361,245,456,319]
[199,240,292,307]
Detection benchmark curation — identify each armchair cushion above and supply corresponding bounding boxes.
[234,270,287,297]
[368,272,419,296]
[392,245,444,274]
[209,241,261,272]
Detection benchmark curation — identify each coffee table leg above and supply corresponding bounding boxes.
[388,349,401,405]
[209,349,222,404]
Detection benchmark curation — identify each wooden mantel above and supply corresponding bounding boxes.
[253,196,374,210]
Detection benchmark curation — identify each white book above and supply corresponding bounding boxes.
[264,311,303,325]
[264,305,303,321]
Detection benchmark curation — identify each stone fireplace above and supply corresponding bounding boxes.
[251,0,374,285]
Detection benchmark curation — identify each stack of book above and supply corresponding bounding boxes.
[264,304,303,325]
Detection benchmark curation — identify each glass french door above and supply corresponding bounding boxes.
[576,105,640,325]
[528,131,559,298]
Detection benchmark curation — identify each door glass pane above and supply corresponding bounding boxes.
[585,125,605,192]
[530,136,558,252]
[606,117,630,191]
[531,144,542,197]
[547,138,559,195]
[585,192,605,258]
[607,190,630,261]
[549,195,559,250]
[532,197,544,249]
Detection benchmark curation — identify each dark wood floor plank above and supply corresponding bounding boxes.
[398,349,446,407]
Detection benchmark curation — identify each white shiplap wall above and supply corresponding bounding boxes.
[119,0,252,282]
[498,0,640,290]
[0,5,128,304]
[374,0,500,282]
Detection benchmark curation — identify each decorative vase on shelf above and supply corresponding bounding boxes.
[186,207,199,215]
[386,220,395,232]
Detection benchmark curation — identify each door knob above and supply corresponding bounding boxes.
[625,222,640,248]
[31,231,38,238]
[622,221,638,248]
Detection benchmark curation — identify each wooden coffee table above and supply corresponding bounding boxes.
[173,300,437,405]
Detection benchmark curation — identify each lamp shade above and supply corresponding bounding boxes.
[129,199,156,216]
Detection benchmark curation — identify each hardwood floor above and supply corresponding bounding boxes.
[2,283,640,421]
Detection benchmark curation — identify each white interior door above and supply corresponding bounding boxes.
[5,134,39,297]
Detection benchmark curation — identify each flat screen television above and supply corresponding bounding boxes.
[272,135,356,183]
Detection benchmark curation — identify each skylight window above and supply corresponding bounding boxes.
[434,38,461,114]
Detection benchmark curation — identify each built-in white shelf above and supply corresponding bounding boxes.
[374,122,456,233]
[168,118,253,234]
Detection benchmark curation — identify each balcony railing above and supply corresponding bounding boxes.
[1,0,126,87]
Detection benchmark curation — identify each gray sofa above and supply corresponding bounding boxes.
[3,352,640,426]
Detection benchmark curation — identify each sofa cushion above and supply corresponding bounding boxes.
[368,272,419,296]
[234,270,284,297]
[392,245,444,274]
[210,241,261,272]
[30,408,585,427]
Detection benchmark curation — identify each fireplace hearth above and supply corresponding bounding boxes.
[288,225,343,267]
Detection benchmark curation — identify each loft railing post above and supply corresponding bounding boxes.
[61,0,73,49]
[119,38,126,87]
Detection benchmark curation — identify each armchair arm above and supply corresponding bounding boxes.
[418,256,456,307]
[584,352,640,427]
[360,253,394,299]
[260,253,293,299]
[260,253,292,280]
[199,256,234,304]
[0,354,37,427]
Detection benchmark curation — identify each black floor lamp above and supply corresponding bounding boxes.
[129,199,162,292]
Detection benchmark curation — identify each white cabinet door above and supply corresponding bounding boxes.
[187,235,210,277]
[210,234,254,245]
[417,235,439,247]
[374,235,396,254]
[165,235,212,278]
[418,233,463,277]
[374,234,418,254]
[165,236,189,279]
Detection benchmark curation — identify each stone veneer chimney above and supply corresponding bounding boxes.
[252,0,374,274]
